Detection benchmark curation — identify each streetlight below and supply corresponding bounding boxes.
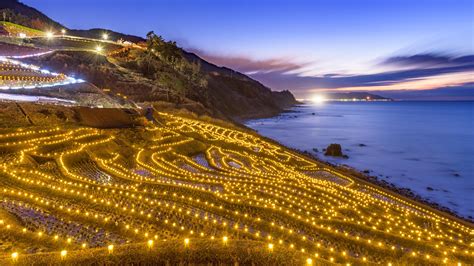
[102,33,109,40]
[61,29,66,35]
[95,46,103,53]
[46,32,54,39]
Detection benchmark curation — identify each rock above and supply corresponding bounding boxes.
[311,112,316,115]
[312,148,319,153]
[363,169,370,174]
[453,173,461,177]
[426,187,434,191]
[358,143,367,147]
[324,143,344,157]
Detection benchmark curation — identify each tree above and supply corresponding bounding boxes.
[146,31,182,64]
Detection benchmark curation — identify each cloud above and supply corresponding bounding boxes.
[251,64,474,91]
[374,82,474,101]
[189,49,310,75]
[189,50,474,99]
[249,53,474,95]
[381,53,474,68]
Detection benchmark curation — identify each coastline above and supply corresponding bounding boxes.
[242,106,474,225]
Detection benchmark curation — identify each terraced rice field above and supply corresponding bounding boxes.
[0,57,81,89]
[0,112,472,265]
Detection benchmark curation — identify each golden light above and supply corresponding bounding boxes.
[11,252,18,260]
[60,250,67,258]
[102,33,109,40]
[46,31,54,39]
[0,108,471,266]
[147,239,154,248]
[95,46,103,53]
[108,244,114,253]
[61,29,66,34]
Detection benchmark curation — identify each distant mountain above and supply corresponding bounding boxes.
[0,0,297,120]
[0,0,145,43]
[0,0,63,30]
[325,92,392,101]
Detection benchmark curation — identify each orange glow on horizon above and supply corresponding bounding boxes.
[311,71,474,93]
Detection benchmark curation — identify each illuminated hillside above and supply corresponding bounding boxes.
[0,111,472,265]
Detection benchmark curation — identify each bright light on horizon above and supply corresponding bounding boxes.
[102,33,109,40]
[45,31,54,39]
[311,95,326,103]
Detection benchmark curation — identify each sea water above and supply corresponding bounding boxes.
[246,101,474,218]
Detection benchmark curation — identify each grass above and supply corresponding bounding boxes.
[0,21,45,37]
[0,239,313,266]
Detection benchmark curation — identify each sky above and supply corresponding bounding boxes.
[23,0,474,100]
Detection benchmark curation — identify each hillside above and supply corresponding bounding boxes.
[0,0,297,120]
[0,0,63,30]
[0,105,472,265]
[1,2,472,265]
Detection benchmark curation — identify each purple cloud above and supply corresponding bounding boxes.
[189,49,309,74]
[382,53,474,68]
[375,83,474,101]
[189,50,474,99]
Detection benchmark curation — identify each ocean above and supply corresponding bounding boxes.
[246,101,474,219]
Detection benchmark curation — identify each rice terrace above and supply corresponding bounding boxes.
[0,111,472,265]
[0,0,473,265]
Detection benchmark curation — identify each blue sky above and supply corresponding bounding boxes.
[23,0,474,99]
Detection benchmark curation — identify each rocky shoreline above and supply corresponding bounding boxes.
[244,105,473,225]
[297,148,474,224]
[244,122,474,225]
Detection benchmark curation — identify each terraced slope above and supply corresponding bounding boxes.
[0,57,75,89]
[0,113,472,265]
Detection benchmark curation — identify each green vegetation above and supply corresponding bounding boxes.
[123,31,208,98]
[0,21,44,36]
[0,239,309,266]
